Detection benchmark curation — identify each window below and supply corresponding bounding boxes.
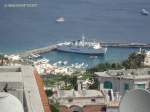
[136,84,145,89]
[104,81,112,89]
[124,83,129,91]
[68,98,73,102]
[91,98,96,102]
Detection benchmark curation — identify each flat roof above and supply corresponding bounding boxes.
[95,68,150,80]
[21,66,45,112]
[0,72,22,82]
[0,66,45,112]
[58,90,104,98]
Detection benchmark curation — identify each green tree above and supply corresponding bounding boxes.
[89,76,99,89]
[51,103,60,112]
[122,52,145,69]
[70,76,77,90]
[122,60,130,69]
[45,89,53,97]
[61,75,71,86]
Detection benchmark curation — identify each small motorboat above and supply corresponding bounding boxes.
[56,17,65,22]
[140,9,149,16]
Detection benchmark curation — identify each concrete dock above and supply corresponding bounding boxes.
[101,42,150,48]
[15,45,57,57]
[14,42,150,58]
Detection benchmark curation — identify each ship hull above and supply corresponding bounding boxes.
[56,46,107,55]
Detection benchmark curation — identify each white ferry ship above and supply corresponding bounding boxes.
[56,34,107,55]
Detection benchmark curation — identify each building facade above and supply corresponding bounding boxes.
[0,66,51,112]
[94,68,150,95]
[144,51,150,66]
[51,80,106,112]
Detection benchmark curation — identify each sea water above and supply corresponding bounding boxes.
[41,47,142,68]
[0,0,150,67]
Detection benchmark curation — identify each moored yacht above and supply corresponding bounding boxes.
[140,9,149,16]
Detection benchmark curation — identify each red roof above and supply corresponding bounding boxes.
[34,70,51,112]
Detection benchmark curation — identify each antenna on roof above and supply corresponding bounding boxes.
[3,83,8,92]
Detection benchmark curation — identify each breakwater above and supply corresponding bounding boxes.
[101,42,150,48]
[14,42,150,58]
[15,45,57,57]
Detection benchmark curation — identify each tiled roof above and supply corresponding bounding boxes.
[34,70,51,112]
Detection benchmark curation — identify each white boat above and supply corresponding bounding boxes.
[35,58,49,64]
[141,9,149,16]
[53,62,58,66]
[56,17,65,22]
[63,61,68,65]
[58,61,63,64]
[56,34,107,55]
[31,54,41,58]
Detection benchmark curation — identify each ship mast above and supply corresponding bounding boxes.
[82,33,85,47]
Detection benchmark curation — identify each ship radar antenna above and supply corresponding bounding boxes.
[82,33,85,46]
[82,33,85,39]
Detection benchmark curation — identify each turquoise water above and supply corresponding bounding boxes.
[41,47,141,68]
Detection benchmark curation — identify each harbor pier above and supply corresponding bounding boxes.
[13,42,150,58]
[101,42,150,48]
[15,45,57,57]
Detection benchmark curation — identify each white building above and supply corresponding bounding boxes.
[7,54,21,61]
[0,66,50,112]
[51,80,106,112]
[94,68,150,95]
[94,68,150,112]
[144,51,150,66]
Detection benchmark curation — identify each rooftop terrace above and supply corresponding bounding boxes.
[0,66,50,112]
[95,68,150,80]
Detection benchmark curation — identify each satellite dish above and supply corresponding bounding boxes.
[0,92,24,112]
[119,89,150,112]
